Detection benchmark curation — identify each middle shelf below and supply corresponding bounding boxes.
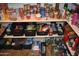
[4,34,64,38]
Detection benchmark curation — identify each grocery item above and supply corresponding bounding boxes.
[41,42,46,56]
[9,9,17,20]
[4,39,12,49]
[56,23,64,35]
[19,8,24,19]
[32,41,41,56]
[25,22,36,36]
[45,38,52,56]
[12,23,24,36]
[6,24,12,35]
[39,7,45,18]
[51,22,58,34]
[37,23,49,35]
[53,3,61,19]
[23,38,33,49]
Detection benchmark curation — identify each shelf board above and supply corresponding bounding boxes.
[67,21,79,37]
[66,42,75,56]
[4,34,64,38]
[0,19,66,23]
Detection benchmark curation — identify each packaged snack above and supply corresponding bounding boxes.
[37,23,49,35]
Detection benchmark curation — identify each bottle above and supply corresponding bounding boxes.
[41,42,46,56]
[6,24,12,35]
[53,3,61,19]
[50,7,54,18]
[0,9,2,20]
[24,4,31,20]
[37,3,41,13]
[57,23,64,35]
[51,22,57,34]
[64,3,69,11]
[49,26,53,36]
[3,9,9,20]
[9,9,17,21]
[45,38,52,56]
[39,7,45,18]
[63,3,69,19]
[19,8,24,19]
[32,40,40,56]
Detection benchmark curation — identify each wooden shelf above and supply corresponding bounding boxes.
[67,21,79,37]
[4,34,64,38]
[0,19,66,23]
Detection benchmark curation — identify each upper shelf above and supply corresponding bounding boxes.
[0,19,66,23]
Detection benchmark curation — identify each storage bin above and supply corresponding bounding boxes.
[12,23,24,36]
[37,23,49,35]
[25,23,36,36]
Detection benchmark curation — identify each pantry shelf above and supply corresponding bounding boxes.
[67,21,79,37]
[4,34,64,38]
[0,19,66,23]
